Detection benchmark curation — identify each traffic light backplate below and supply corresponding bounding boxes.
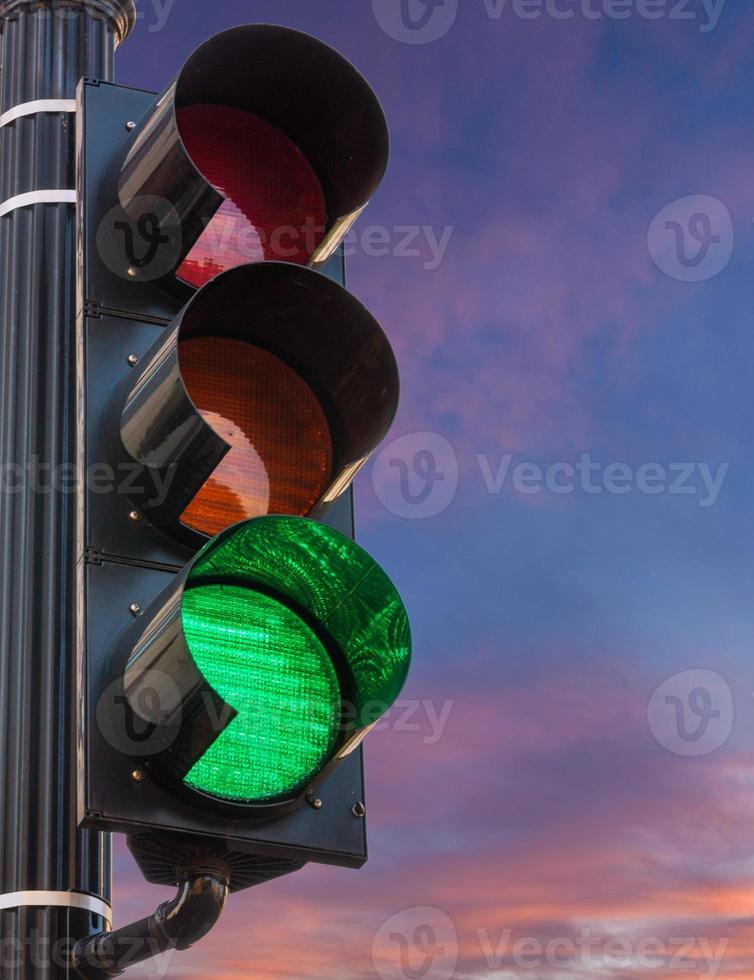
[77,79,369,869]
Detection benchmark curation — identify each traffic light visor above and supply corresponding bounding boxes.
[117,516,410,807]
[118,263,399,541]
[118,25,390,283]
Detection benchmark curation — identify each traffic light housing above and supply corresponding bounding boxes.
[117,25,388,288]
[112,261,399,542]
[107,517,410,813]
[77,25,410,892]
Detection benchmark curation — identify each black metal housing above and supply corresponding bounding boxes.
[117,24,390,277]
[102,512,410,823]
[80,82,369,871]
[82,539,369,869]
[114,262,400,544]
[79,79,192,322]
[126,833,305,893]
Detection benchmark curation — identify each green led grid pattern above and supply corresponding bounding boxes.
[182,583,341,803]
[189,517,412,731]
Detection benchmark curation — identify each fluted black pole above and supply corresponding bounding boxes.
[0,2,134,975]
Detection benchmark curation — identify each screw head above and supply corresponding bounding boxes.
[127,354,139,367]
[306,793,323,810]
[126,121,136,131]
[352,802,366,818]
[127,267,138,279]
[128,510,141,523]
[129,602,142,616]
[131,769,145,783]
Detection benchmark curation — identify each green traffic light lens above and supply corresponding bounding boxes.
[182,583,341,803]
[189,516,412,725]
[171,516,411,808]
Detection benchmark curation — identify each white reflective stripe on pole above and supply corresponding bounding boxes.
[0,99,76,128]
[0,189,76,217]
[0,890,112,928]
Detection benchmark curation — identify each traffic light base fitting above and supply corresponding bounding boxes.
[71,835,304,978]
[127,833,305,893]
[71,857,229,979]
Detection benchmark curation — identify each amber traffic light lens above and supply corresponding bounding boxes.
[178,337,333,536]
[175,105,328,288]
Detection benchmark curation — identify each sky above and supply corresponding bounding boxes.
[110,1,754,978]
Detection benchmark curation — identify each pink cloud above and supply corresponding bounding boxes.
[110,656,754,979]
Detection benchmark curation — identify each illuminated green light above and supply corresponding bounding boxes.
[176,516,411,807]
[182,584,340,804]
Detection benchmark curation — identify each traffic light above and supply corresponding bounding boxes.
[117,24,388,289]
[112,262,399,540]
[109,516,409,813]
[77,24,411,900]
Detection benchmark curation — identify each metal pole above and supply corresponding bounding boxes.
[0,2,134,975]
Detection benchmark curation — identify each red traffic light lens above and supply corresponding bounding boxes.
[175,105,328,288]
[178,336,333,537]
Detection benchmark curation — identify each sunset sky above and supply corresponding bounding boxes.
[111,1,754,977]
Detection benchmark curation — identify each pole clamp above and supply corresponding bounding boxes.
[0,98,76,128]
[0,890,112,928]
[0,189,76,218]
[0,101,78,217]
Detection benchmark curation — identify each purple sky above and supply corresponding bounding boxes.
[112,1,754,977]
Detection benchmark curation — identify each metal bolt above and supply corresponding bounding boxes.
[128,510,141,523]
[127,354,139,366]
[131,769,145,783]
[306,793,323,810]
[126,121,136,131]
[352,802,366,818]
[129,602,142,616]
[127,267,138,279]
